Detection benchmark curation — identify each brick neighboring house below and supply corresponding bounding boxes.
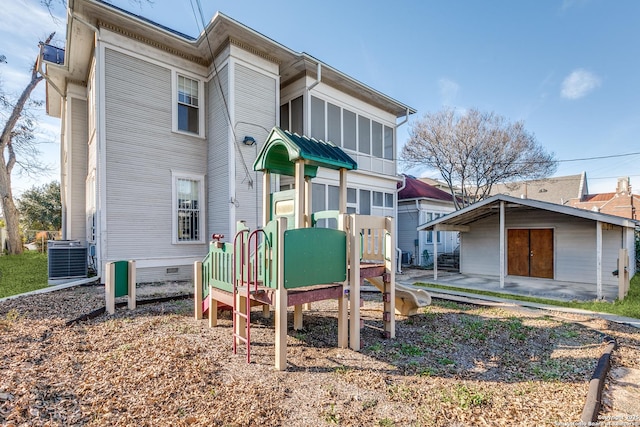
[569,177,639,220]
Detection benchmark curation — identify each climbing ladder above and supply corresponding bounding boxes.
[231,227,272,363]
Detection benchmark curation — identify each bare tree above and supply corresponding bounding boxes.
[402,108,557,210]
[0,33,55,254]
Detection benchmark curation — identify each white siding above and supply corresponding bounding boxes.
[460,216,501,276]
[68,97,88,240]
[460,210,623,286]
[103,48,207,273]
[208,64,230,238]
[233,63,276,230]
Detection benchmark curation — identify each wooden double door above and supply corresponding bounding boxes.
[507,229,554,279]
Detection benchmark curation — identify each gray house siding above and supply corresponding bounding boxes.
[460,210,621,287]
[103,48,206,280]
[233,63,277,230]
[398,211,417,263]
[69,97,88,240]
[208,64,230,238]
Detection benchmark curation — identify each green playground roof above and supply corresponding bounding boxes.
[253,127,357,178]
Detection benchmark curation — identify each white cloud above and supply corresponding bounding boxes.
[438,78,460,105]
[561,69,601,99]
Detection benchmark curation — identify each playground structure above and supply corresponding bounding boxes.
[193,127,430,370]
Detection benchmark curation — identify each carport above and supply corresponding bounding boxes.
[417,194,637,300]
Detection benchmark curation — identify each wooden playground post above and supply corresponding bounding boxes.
[292,160,305,329]
[274,217,288,371]
[337,213,349,348]
[384,216,396,339]
[194,261,203,320]
[618,248,630,301]
[348,214,362,351]
[209,294,218,328]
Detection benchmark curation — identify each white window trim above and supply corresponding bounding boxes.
[172,70,206,138]
[172,171,206,244]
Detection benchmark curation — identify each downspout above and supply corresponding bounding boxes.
[70,10,100,34]
[395,174,407,274]
[395,108,410,129]
[307,62,322,91]
[68,10,102,279]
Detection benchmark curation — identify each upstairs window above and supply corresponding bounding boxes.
[177,75,199,134]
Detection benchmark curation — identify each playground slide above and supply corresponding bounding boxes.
[365,277,432,316]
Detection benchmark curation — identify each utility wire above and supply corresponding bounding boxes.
[557,151,640,163]
[190,0,254,188]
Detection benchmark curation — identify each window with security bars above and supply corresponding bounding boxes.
[177,75,199,134]
[176,178,200,242]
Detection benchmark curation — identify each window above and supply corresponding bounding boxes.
[425,213,442,243]
[359,189,371,215]
[173,172,205,243]
[343,110,357,150]
[311,96,325,140]
[177,75,199,134]
[358,116,371,154]
[290,96,304,135]
[385,192,394,208]
[280,103,290,131]
[384,126,394,160]
[372,121,383,158]
[328,185,340,210]
[327,103,341,146]
[373,191,384,207]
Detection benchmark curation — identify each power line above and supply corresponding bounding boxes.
[189,0,254,188]
[557,151,640,163]
[590,174,640,180]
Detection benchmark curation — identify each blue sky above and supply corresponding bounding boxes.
[2,0,639,195]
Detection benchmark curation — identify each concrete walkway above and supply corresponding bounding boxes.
[395,269,638,328]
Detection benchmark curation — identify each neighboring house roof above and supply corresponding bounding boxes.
[487,172,588,205]
[580,193,616,203]
[398,175,456,202]
[44,0,416,119]
[567,177,639,220]
[254,127,357,178]
[417,194,638,231]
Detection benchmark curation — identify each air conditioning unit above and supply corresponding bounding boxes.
[48,240,88,279]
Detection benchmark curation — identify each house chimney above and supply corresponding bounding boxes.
[616,177,630,194]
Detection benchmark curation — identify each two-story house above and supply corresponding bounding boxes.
[42,0,415,282]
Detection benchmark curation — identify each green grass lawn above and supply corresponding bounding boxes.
[416,272,640,320]
[0,252,49,299]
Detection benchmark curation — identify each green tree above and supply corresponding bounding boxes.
[17,181,61,231]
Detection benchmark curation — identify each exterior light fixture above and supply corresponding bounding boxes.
[242,136,256,146]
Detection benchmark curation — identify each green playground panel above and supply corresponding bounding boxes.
[283,228,346,289]
[114,260,129,298]
[209,242,234,293]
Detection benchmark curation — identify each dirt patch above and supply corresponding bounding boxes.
[1,284,638,426]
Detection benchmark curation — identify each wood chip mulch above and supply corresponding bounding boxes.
[1,283,638,426]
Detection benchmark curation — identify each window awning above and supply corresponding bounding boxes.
[253,127,357,178]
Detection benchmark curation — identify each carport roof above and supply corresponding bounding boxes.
[417,194,639,231]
